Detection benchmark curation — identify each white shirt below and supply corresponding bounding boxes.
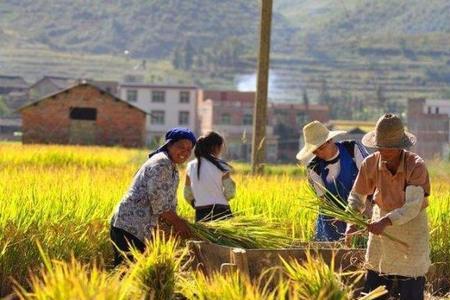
[308,144,366,197]
[186,157,229,207]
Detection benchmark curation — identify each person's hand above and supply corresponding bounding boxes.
[344,223,359,247]
[367,217,392,235]
[159,211,193,240]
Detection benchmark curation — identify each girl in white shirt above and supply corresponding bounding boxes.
[184,131,236,222]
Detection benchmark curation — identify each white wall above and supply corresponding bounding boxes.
[119,85,198,143]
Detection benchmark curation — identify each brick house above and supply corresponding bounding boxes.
[28,76,119,100]
[198,90,330,162]
[407,98,450,160]
[19,82,146,147]
[198,90,278,162]
[270,103,329,161]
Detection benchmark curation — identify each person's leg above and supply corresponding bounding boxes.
[110,225,146,267]
[398,275,425,300]
[363,270,394,300]
[195,205,214,222]
[210,204,233,221]
[320,216,345,241]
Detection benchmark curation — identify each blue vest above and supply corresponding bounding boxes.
[314,142,359,241]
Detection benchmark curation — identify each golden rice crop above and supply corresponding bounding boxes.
[1,143,449,297]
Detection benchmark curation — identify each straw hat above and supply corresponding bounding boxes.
[362,113,416,149]
[296,121,346,161]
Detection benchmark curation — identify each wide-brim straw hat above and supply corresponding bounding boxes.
[362,113,416,149]
[296,121,346,161]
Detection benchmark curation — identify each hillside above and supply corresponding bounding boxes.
[1,0,450,115]
[0,0,294,58]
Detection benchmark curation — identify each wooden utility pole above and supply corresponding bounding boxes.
[251,0,273,174]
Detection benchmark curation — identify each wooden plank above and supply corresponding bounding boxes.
[231,248,250,277]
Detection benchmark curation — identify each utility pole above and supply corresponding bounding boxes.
[251,0,272,174]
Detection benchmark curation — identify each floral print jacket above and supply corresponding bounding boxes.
[111,152,179,242]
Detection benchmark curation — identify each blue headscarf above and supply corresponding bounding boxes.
[149,127,197,158]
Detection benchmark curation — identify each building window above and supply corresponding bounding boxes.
[70,107,97,120]
[180,91,190,103]
[220,113,231,125]
[243,113,253,125]
[179,111,190,125]
[151,110,165,124]
[296,112,308,125]
[126,90,137,102]
[152,91,165,103]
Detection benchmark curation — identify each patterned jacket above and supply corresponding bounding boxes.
[111,152,179,242]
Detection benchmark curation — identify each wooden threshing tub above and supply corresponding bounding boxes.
[188,241,366,280]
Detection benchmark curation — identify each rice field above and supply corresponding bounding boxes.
[1,143,449,299]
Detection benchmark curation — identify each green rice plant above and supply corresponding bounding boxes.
[14,244,141,300]
[126,230,188,300]
[280,252,387,300]
[187,215,296,249]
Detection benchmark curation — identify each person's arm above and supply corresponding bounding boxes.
[183,174,195,207]
[345,159,373,243]
[347,191,367,213]
[159,210,192,239]
[307,168,326,197]
[222,172,236,200]
[367,186,424,235]
[385,185,425,226]
[146,161,192,238]
[369,160,430,235]
[345,191,368,244]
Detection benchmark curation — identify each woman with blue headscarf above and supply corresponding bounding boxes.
[110,127,196,266]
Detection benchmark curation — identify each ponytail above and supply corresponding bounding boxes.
[194,131,232,180]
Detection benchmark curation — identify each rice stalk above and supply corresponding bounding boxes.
[280,251,387,300]
[14,242,140,300]
[178,270,295,300]
[187,215,296,249]
[127,230,188,300]
[299,185,409,252]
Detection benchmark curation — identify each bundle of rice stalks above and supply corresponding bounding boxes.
[127,230,188,300]
[299,185,409,251]
[14,243,140,300]
[281,251,387,300]
[187,215,296,249]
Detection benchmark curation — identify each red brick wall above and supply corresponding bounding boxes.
[407,98,449,159]
[21,84,146,147]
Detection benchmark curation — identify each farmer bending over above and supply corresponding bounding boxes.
[346,114,430,300]
[110,128,196,266]
[297,120,369,241]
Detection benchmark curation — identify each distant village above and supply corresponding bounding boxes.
[0,74,448,162]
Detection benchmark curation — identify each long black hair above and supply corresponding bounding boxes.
[195,131,232,179]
